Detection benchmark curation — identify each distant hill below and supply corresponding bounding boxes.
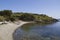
[0,10,58,24]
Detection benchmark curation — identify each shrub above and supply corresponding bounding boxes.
[19,13,35,21]
[0,16,5,21]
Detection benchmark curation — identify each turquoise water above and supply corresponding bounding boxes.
[13,22,60,40]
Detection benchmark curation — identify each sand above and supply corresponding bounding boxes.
[0,21,29,40]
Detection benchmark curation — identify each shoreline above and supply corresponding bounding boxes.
[0,21,29,40]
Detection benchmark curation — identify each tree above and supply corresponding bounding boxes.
[0,11,4,16]
[3,10,12,17]
[0,10,12,17]
[19,13,35,21]
[0,10,12,21]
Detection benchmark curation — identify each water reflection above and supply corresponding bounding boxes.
[13,22,60,40]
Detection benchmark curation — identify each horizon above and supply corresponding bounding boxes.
[0,0,60,18]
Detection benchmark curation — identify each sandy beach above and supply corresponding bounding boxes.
[0,21,29,40]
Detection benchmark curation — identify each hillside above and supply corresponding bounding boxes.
[0,10,58,24]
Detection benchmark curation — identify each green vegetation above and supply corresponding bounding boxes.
[0,10,58,23]
[0,16,5,21]
[19,13,35,21]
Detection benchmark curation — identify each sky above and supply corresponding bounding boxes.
[0,0,60,18]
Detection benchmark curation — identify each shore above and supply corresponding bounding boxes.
[0,21,29,40]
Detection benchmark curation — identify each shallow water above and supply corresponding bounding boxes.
[13,22,60,40]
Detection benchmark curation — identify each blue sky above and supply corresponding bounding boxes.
[0,0,60,18]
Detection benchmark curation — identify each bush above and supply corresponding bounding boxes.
[0,16,5,21]
[19,13,35,21]
[9,17,15,22]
